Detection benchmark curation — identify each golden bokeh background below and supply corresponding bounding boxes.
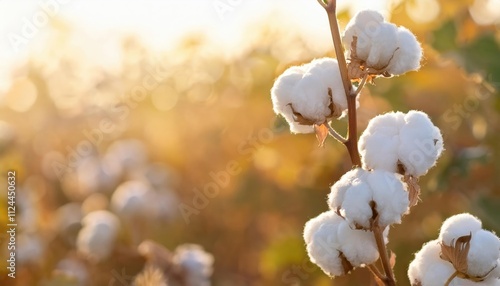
[0,0,499,285]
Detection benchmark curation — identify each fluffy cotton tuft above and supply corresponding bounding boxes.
[359,110,443,177]
[77,210,120,262]
[337,221,380,266]
[467,230,500,277]
[343,10,422,77]
[327,168,366,212]
[304,211,383,276]
[174,244,214,286]
[439,213,483,246]
[271,58,352,133]
[408,239,461,286]
[304,211,344,276]
[111,180,154,218]
[328,168,409,229]
[410,213,500,285]
[386,27,423,75]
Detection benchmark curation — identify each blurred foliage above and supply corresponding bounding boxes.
[0,0,499,285]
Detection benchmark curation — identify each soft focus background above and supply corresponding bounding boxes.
[0,0,500,285]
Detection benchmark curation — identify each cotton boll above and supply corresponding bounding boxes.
[17,234,44,265]
[341,180,374,229]
[304,211,343,245]
[467,230,500,278]
[337,220,379,266]
[328,168,366,211]
[294,72,332,122]
[56,203,82,234]
[439,213,482,246]
[398,111,444,177]
[367,170,409,227]
[408,239,459,286]
[271,64,313,134]
[359,110,443,177]
[328,168,409,229]
[111,180,154,218]
[359,111,405,173]
[309,58,348,114]
[77,223,117,262]
[365,23,399,70]
[387,27,423,75]
[270,58,350,134]
[343,10,385,60]
[77,210,120,262]
[343,9,422,77]
[174,244,214,286]
[361,132,400,172]
[306,214,345,277]
[292,58,349,122]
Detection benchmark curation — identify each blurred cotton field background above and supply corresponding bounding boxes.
[0,0,499,285]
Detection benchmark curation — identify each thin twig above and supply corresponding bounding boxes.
[367,264,386,282]
[373,226,396,286]
[316,0,327,8]
[444,271,459,286]
[327,124,347,144]
[354,73,369,97]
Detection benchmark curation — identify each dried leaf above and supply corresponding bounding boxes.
[397,161,406,175]
[389,251,397,270]
[369,200,380,230]
[372,273,385,286]
[404,175,421,208]
[287,103,315,125]
[327,88,341,118]
[339,251,354,275]
[314,123,329,147]
[440,233,472,274]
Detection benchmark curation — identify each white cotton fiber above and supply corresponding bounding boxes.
[439,213,482,246]
[271,58,352,134]
[366,170,409,227]
[398,111,444,177]
[77,210,120,262]
[343,9,422,76]
[337,220,380,266]
[343,10,384,60]
[111,180,154,218]
[341,179,374,229]
[365,23,399,70]
[328,168,366,212]
[305,212,345,276]
[174,244,214,286]
[408,239,460,286]
[409,238,500,285]
[328,168,409,229]
[467,230,500,278]
[304,211,343,245]
[411,213,500,285]
[386,27,423,75]
[359,110,443,177]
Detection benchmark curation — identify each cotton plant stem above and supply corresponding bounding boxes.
[373,226,396,286]
[318,0,361,167]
